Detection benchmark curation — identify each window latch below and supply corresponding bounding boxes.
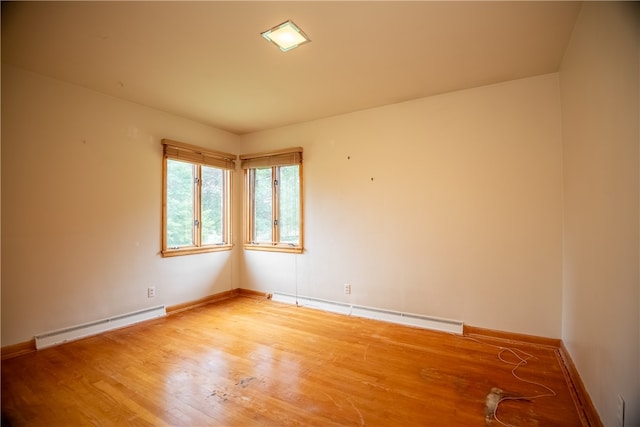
[274,179,278,186]
[274,219,279,226]
[194,219,200,227]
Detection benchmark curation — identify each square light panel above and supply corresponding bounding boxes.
[262,20,311,52]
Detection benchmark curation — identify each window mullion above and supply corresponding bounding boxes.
[272,166,280,244]
[194,165,202,247]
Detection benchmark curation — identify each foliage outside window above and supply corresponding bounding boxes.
[161,139,235,257]
[241,147,303,253]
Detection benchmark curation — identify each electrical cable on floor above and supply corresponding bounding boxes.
[460,335,557,427]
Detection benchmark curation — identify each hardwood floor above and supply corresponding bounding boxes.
[2,296,585,426]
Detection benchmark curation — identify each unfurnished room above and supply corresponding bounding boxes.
[1,2,639,426]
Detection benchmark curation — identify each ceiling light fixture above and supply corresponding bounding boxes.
[261,20,311,52]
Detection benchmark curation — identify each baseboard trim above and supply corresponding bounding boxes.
[558,342,604,427]
[2,289,245,358]
[0,291,604,427]
[166,289,240,315]
[272,291,464,334]
[1,339,37,360]
[463,325,561,348]
[165,288,270,315]
[464,325,601,427]
[237,288,272,299]
[2,289,256,359]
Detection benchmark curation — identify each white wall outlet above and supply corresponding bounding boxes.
[343,283,351,294]
[147,286,156,298]
[617,395,625,426]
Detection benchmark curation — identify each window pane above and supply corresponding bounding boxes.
[278,165,300,244]
[253,168,273,242]
[201,166,224,245]
[166,160,194,247]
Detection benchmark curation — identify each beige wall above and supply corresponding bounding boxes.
[3,7,637,423]
[559,3,640,426]
[240,73,564,338]
[1,65,242,346]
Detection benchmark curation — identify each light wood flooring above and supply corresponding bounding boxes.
[2,296,586,426]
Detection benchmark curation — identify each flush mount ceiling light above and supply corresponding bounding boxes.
[261,20,311,52]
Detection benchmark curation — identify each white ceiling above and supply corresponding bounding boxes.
[1,1,581,135]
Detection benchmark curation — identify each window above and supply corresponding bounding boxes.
[241,147,303,253]
[161,139,235,257]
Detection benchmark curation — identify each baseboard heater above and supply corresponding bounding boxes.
[34,305,166,350]
[271,292,463,335]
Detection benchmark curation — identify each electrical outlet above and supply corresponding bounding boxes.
[147,286,156,298]
[617,395,625,426]
[344,283,351,294]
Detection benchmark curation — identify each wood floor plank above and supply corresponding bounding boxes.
[2,297,585,426]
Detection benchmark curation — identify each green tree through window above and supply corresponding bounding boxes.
[201,166,224,245]
[253,168,273,242]
[166,160,195,247]
[278,165,300,244]
[162,139,234,257]
[241,147,303,253]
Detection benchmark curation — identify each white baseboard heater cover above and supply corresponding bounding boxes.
[34,305,166,350]
[271,292,463,335]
